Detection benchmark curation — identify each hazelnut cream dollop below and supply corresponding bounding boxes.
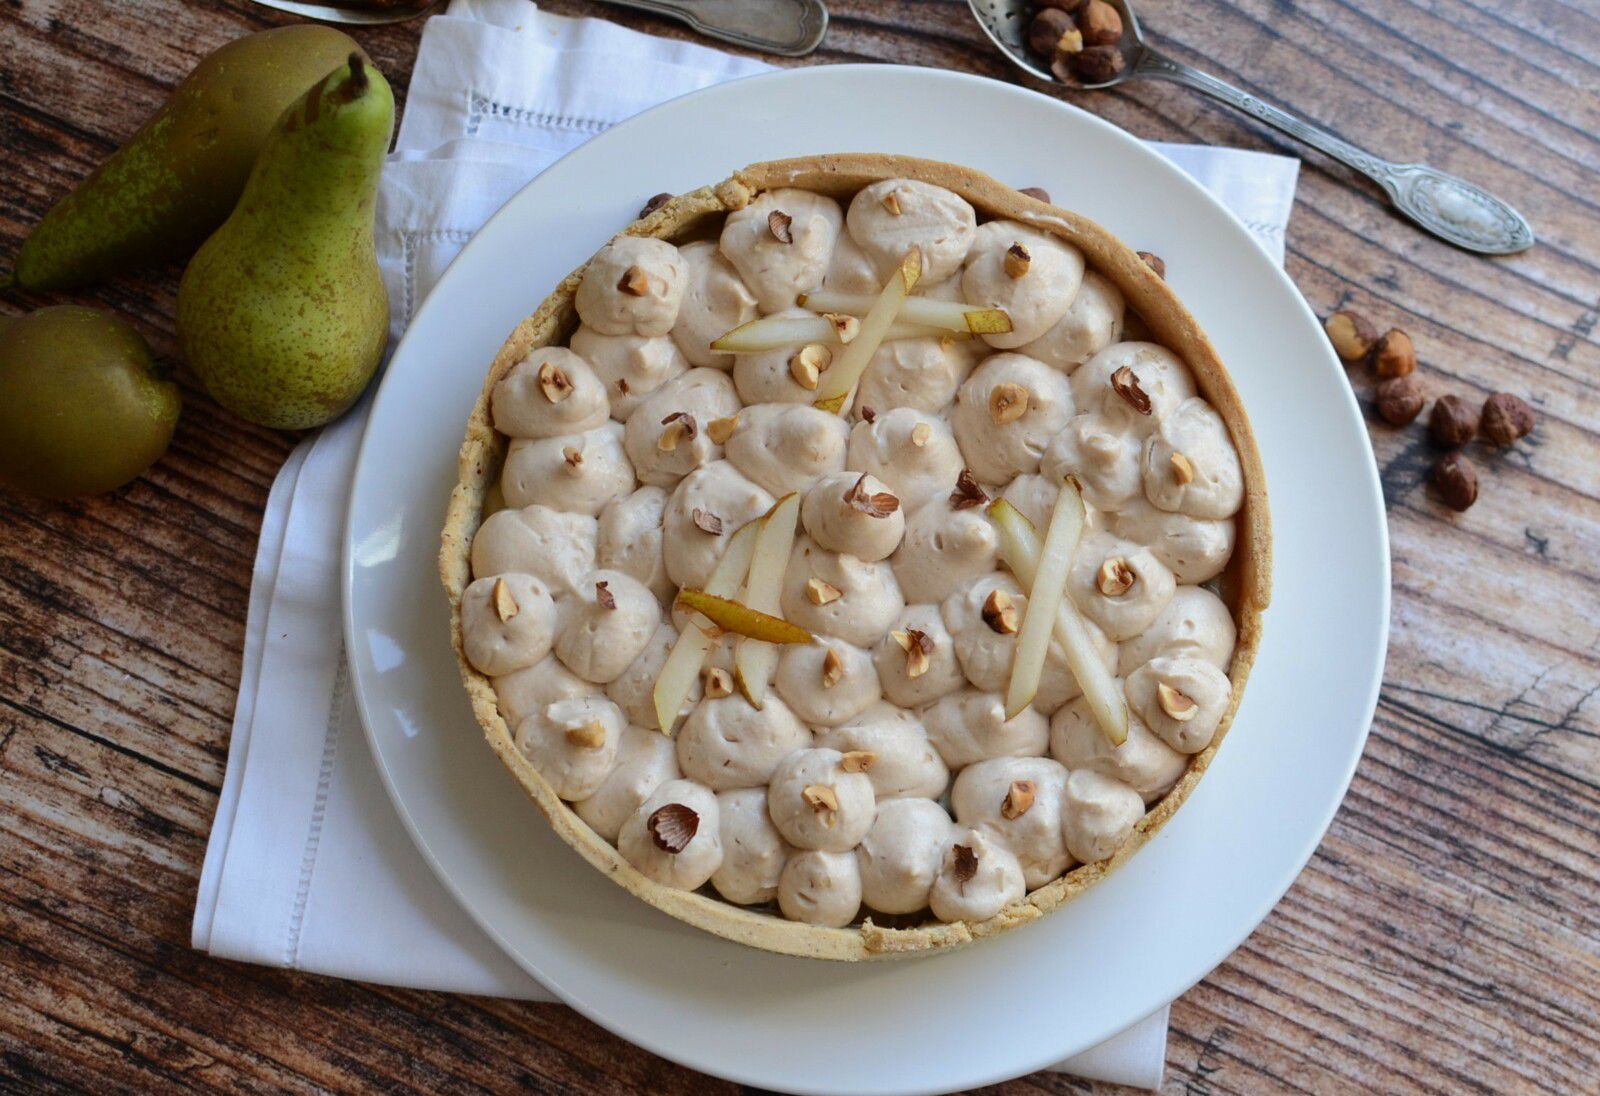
[569,326,689,421]
[847,178,977,285]
[618,779,723,889]
[846,407,964,513]
[961,220,1085,349]
[671,240,760,369]
[712,786,792,905]
[576,236,687,337]
[719,189,843,312]
[491,347,610,439]
[856,797,954,915]
[724,403,849,497]
[951,353,1075,484]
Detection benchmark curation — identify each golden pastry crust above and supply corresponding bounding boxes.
[440,154,1272,961]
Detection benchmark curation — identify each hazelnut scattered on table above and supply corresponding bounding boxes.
[1375,375,1425,426]
[1324,309,1377,362]
[1370,328,1416,378]
[1431,451,1479,512]
[1429,394,1480,448]
[1480,393,1535,445]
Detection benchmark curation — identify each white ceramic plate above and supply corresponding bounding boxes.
[343,66,1387,1095]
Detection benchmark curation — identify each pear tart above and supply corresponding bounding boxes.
[440,155,1270,960]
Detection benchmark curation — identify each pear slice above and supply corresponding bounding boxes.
[989,496,1128,746]
[811,247,923,414]
[652,520,760,735]
[734,492,801,708]
[709,314,966,354]
[1004,478,1085,719]
[676,588,813,646]
[798,290,1012,336]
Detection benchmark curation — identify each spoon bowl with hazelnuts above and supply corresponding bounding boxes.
[968,0,1534,255]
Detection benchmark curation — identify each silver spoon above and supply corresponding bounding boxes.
[968,0,1534,255]
[249,0,829,56]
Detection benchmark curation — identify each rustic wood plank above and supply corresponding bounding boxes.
[0,0,1595,1093]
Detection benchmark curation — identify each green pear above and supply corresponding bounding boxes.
[177,56,393,431]
[7,26,365,291]
[0,306,180,500]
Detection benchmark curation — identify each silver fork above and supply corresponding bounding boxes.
[968,0,1533,255]
[248,0,829,56]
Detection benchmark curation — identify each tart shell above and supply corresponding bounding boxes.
[440,154,1272,961]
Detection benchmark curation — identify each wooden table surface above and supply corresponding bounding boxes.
[2,0,1596,1092]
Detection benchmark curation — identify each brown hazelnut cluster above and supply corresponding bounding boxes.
[1323,308,1536,513]
[1027,0,1128,85]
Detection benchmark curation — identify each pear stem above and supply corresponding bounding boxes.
[345,53,367,97]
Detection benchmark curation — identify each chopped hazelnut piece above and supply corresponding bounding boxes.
[1136,251,1166,279]
[949,468,989,511]
[594,580,616,609]
[565,721,607,749]
[1110,366,1153,415]
[706,414,740,444]
[703,666,734,699]
[911,422,932,447]
[989,382,1031,425]
[806,577,843,606]
[952,843,978,891]
[638,192,673,218]
[841,750,877,773]
[1096,556,1136,597]
[647,803,699,853]
[691,507,724,535]
[491,577,519,623]
[821,647,845,688]
[882,190,903,216]
[1018,186,1051,203]
[790,343,832,390]
[537,360,573,404]
[657,411,697,452]
[1157,682,1198,722]
[939,335,956,353]
[1001,779,1036,819]
[768,209,794,244]
[562,445,583,468]
[1169,451,1195,485]
[802,783,840,827]
[824,313,860,343]
[1003,242,1031,279]
[617,265,650,297]
[859,405,878,424]
[982,587,1019,634]
[844,473,900,518]
[893,628,934,677]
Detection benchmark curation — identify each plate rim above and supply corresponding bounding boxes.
[342,62,1390,1094]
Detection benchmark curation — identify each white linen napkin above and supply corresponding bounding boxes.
[193,2,1300,1088]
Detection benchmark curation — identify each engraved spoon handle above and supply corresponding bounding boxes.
[1133,48,1534,255]
[597,0,828,57]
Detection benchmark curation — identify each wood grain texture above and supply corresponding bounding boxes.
[1,0,1595,1092]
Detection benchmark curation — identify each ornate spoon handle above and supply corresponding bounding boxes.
[598,0,828,57]
[1133,49,1534,255]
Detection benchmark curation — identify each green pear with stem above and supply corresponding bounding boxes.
[177,55,393,430]
[7,26,365,291]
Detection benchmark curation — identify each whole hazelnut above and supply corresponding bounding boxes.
[1431,451,1478,512]
[638,192,673,218]
[1079,0,1124,46]
[1324,309,1377,362]
[1375,375,1425,426]
[1028,8,1077,58]
[1480,393,1535,445]
[1429,394,1480,448]
[1073,44,1126,83]
[1370,328,1416,378]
